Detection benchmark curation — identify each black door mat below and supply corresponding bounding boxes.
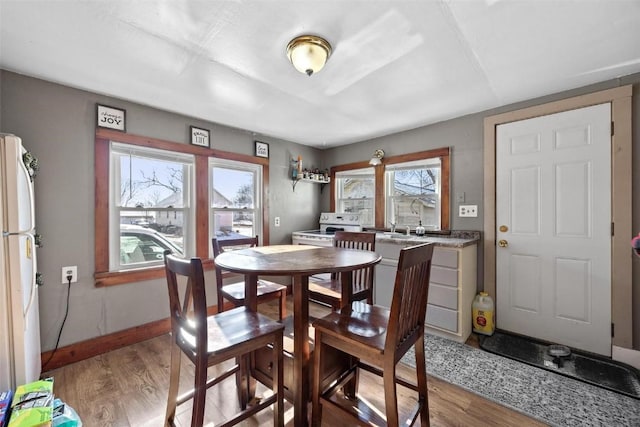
[479,330,640,399]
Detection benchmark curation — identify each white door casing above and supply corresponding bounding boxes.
[496,103,611,356]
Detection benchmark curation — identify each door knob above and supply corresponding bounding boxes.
[498,239,508,248]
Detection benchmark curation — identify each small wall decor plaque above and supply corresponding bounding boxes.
[255,141,269,158]
[97,104,126,131]
[190,126,210,148]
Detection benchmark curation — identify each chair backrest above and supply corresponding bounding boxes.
[212,236,259,289]
[385,243,434,358]
[163,251,207,355]
[333,231,377,294]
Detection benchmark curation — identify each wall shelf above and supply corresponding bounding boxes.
[291,177,330,192]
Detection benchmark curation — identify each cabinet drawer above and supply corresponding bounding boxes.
[430,266,458,287]
[427,283,458,309]
[432,248,458,268]
[426,304,458,332]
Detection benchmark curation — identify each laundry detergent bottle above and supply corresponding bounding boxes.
[472,292,495,336]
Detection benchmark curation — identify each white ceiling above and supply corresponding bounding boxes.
[1,1,639,148]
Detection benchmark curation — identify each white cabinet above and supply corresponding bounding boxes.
[374,241,477,343]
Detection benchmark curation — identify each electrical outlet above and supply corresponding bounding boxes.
[274,217,281,227]
[61,266,78,284]
[459,205,478,217]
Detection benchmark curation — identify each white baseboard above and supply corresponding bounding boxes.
[612,345,640,370]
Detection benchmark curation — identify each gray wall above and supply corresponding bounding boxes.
[0,71,323,351]
[2,70,639,351]
[324,73,640,349]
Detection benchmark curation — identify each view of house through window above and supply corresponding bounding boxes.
[335,167,375,227]
[210,158,262,253]
[385,158,441,229]
[110,143,194,270]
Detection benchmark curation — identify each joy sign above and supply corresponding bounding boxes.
[97,104,126,131]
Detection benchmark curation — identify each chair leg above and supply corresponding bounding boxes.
[279,290,287,321]
[217,292,225,313]
[235,355,249,410]
[382,363,399,427]
[191,358,208,427]
[165,341,182,427]
[311,330,323,427]
[273,330,284,427]
[415,334,430,426]
[342,356,359,399]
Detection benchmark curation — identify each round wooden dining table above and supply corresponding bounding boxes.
[214,244,381,426]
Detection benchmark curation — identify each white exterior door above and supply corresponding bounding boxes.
[496,103,611,356]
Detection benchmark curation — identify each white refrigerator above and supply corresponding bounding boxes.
[0,133,41,390]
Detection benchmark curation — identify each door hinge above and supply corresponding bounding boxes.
[611,323,615,338]
[611,121,614,136]
[611,222,614,236]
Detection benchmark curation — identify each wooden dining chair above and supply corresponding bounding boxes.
[163,251,284,427]
[311,242,434,427]
[308,231,376,311]
[212,236,288,320]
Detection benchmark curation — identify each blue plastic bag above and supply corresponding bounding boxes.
[52,398,82,427]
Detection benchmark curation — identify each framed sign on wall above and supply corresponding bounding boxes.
[190,126,210,148]
[97,104,126,131]
[255,141,269,158]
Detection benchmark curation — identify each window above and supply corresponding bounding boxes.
[330,147,449,230]
[210,158,262,254]
[110,143,194,270]
[385,158,441,229]
[335,168,375,227]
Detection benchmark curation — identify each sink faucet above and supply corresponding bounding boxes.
[405,225,411,236]
[389,222,396,233]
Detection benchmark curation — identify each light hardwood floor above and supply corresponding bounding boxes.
[43,298,546,426]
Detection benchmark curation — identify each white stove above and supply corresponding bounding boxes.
[291,212,363,247]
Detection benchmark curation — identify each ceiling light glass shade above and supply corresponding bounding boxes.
[369,149,385,166]
[287,35,332,76]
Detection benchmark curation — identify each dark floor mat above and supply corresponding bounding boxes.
[479,330,640,399]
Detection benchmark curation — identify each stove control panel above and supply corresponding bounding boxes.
[319,212,362,226]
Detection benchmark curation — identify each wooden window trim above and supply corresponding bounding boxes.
[94,128,269,287]
[329,147,450,230]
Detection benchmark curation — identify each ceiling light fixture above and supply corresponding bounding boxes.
[286,35,332,76]
[369,149,385,166]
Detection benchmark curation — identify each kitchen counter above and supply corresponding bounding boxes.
[374,230,480,248]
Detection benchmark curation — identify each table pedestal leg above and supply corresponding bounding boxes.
[244,274,259,401]
[339,271,359,399]
[293,274,310,426]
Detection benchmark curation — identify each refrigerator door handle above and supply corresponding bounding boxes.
[23,233,38,325]
[17,146,36,233]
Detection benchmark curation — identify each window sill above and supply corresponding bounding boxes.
[95,258,215,287]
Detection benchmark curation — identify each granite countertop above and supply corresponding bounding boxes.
[374,230,480,248]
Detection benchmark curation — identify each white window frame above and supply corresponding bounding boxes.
[109,142,195,271]
[209,157,263,257]
[384,158,441,230]
[335,167,376,227]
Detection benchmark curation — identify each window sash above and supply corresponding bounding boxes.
[109,142,195,271]
[210,158,262,255]
[385,160,441,229]
[335,168,375,226]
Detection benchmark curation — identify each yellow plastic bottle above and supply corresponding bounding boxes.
[472,292,495,336]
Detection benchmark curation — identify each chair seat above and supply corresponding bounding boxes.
[221,280,287,303]
[312,302,389,355]
[308,277,341,299]
[177,306,285,359]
